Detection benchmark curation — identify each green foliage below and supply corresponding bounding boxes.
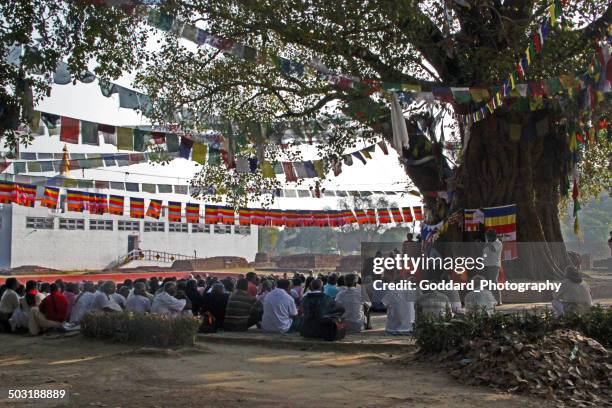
[80,311,200,348]
[2,1,610,208]
[413,305,611,353]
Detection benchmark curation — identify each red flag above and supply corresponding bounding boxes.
[60,116,80,144]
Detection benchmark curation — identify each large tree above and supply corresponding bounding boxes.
[1,1,610,279]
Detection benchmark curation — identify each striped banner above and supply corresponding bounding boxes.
[238,208,252,225]
[377,208,392,224]
[401,207,413,222]
[390,207,403,223]
[130,197,145,219]
[168,201,182,222]
[66,189,87,212]
[205,204,219,224]
[186,203,200,223]
[0,181,13,203]
[412,206,423,221]
[88,193,108,215]
[109,195,124,215]
[41,187,60,209]
[218,206,235,225]
[146,199,162,219]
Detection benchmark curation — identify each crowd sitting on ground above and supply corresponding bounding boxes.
[0,259,593,340]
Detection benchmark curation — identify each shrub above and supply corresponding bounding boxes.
[413,305,611,353]
[80,312,200,348]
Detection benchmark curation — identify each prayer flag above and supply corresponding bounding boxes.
[133,129,150,152]
[205,204,219,224]
[168,201,182,222]
[192,143,207,165]
[377,141,389,155]
[60,117,79,144]
[352,151,367,165]
[67,189,86,212]
[109,195,125,215]
[313,160,325,178]
[117,127,134,151]
[186,203,200,223]
[270,209,284,227]
[13,183,37,207]
[81,120,99,145]
[179,137,194,159]
[261,161,275,178]
[464,208,484,232]
[89,193,108,215]
[390,207,403,223]
[250,208,266,226]
[282,162,298,182]
[239,208,252,225]
[146,199,163,219]
[0,181,13,203]
[342,210,357,225]
[165,134,180,152]
[377,208,392,224]
[130,197,145,219]
[401,207,413,222]
[365,209,377,224]
[219,206,235,225]
[483,204,518,260]
[412,206,423,221]
[99,124,117,145]
[355,209,368,225]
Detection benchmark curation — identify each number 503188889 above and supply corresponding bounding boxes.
[7,389,68,399]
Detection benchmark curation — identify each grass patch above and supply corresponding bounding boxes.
[413,305,611,353]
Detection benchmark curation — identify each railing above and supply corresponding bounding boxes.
[117,249,196,266]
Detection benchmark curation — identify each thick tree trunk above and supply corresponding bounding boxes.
[452,109,568,280]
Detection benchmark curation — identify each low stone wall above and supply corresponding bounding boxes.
[171,256,249,271]
[275,254,341,269]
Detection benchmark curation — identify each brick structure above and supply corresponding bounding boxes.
[171,256,249,271]
[275,254,341,269]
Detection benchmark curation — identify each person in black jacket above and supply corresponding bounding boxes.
[300,279,344,339]
[201,283,229,329]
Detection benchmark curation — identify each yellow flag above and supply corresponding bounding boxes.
[261,161,275,178]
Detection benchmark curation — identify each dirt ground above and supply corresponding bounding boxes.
[0,334,556,408]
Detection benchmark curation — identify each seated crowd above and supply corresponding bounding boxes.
[0,265,593,339]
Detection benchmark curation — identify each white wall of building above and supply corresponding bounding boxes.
[7,205,258,270]
[0,205,13,270]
